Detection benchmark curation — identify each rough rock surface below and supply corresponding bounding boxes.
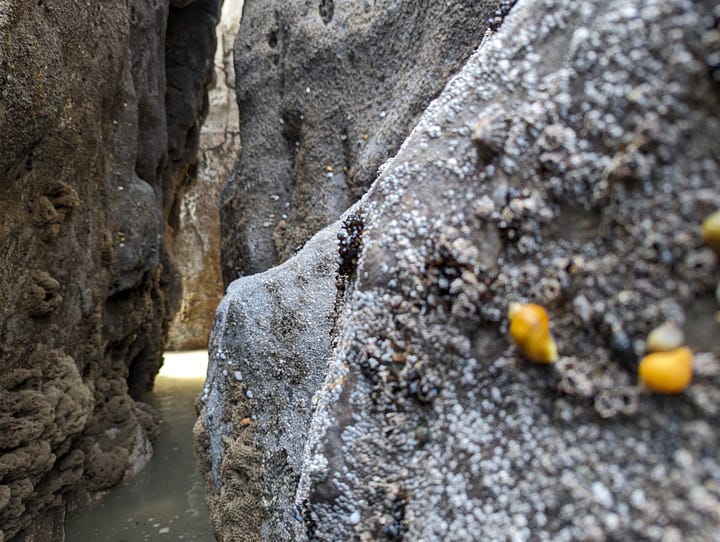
[195,226,337,541]
[168,0,243,351]
[0,0,220,539]
[199,0,720,540]
[220,0,503,282]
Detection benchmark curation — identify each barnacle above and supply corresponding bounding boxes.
[702,210,720,252]
[594,387,639,418]
[472,108,508,164]
[488,0,518,31]
[638,347,693,394]
[508,302,558,363]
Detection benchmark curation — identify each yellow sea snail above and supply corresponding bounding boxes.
[508,302,558,363]
[702,210,720,252]
[638,346,693,394]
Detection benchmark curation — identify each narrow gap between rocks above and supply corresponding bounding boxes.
[64,352,212,542]
[63,0,244,539]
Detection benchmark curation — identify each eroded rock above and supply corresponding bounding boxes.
[200,0,720,540]
[0,0,220,539]
[195,226,338,541]
[167,0,243,351]
[220,0,504,281]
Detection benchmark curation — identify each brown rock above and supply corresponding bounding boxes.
[0,0,221,538]
[166,0,241,351]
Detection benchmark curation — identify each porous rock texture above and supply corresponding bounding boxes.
[0,0,220,539]
[196,226,338,541]
[198,0,720,540]
[167,0,243,351]
[219,0,504,282]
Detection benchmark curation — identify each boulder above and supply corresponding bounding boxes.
[198,0,720,540]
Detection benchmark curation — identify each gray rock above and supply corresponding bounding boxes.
[220,0,502,282]
[200,0,720,540]
[107,175,162,296]
[195,225,338,541]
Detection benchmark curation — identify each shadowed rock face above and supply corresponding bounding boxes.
[0,0,220,539]
[219,0,503,283]
[199,0,720,540]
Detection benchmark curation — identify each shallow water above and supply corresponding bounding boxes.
[65,352,214,542]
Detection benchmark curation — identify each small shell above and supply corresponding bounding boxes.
[508,302,558,363]
[646,322,685,353]
[473,109,508,164]
[702,210,720,252]
[638,347,693,394]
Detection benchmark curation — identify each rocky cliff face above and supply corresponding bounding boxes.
[198,0,720,540]
[167,0,243,351]
[219,0,504,282]
[0,0,220,539]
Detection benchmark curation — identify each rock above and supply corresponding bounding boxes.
[199,0,720,540]
[220,0,503,282]
[0,0,220,539]
[195,225,338,541]
[167,0,243,351]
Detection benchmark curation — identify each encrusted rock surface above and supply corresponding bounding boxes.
[199,0,720,540]
[0,0,220,539]
[219,0,503,282]
[168,0,243,351]
[196,226,337,541]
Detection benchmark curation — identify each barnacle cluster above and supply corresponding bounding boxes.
[628,208,720,394]
[423,227,494,321]
[487,0,518,32]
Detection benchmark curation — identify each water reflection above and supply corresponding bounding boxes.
[66,351,214,541]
